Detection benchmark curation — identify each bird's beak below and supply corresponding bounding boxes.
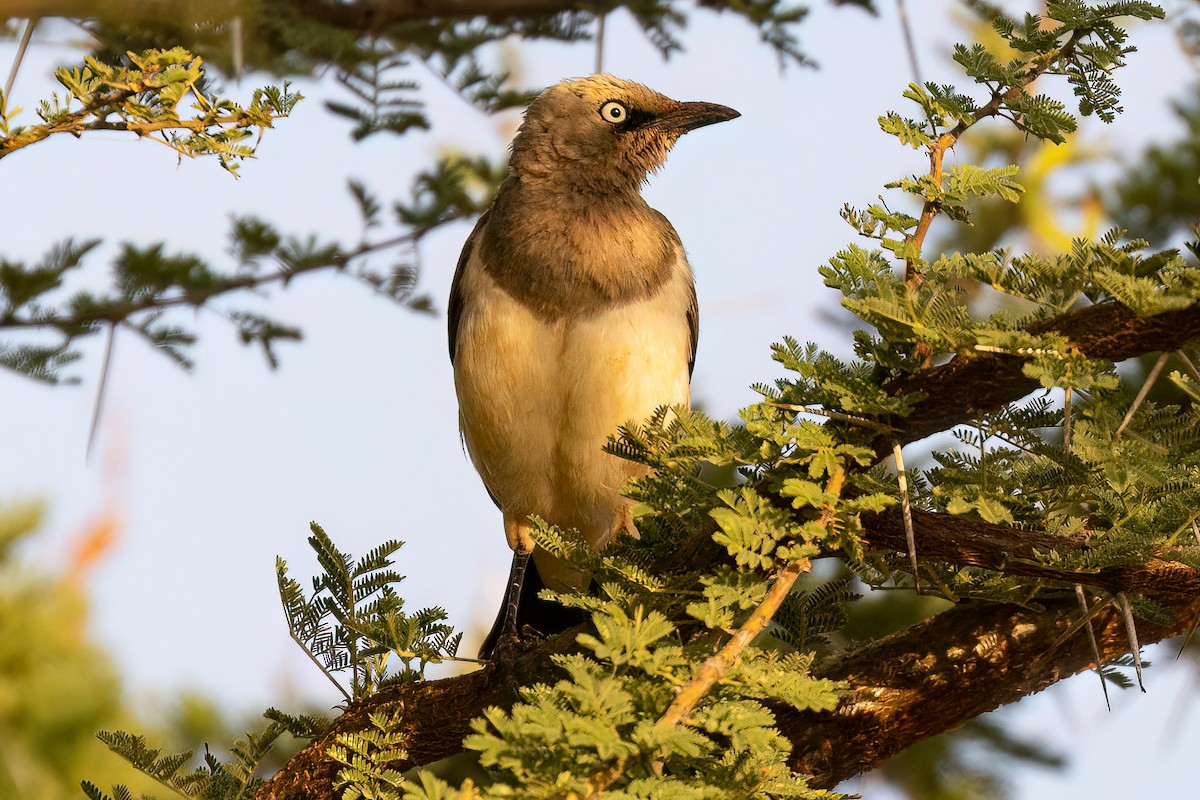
[655,101,741,134]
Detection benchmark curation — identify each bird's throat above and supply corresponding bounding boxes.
[479,179,682,322]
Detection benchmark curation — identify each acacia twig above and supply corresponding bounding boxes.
[903,30,1084,284]
[585,469,846,796]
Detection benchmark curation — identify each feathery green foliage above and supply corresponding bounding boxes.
[81,724,291,800]
[85,521,463,798]
[0,156,498,382]
[393,403,889,798]
[0,2,876,387]
[78,1,841,134]
[328,710,411,799]
[277,522,464,701]
[0,47,298,170]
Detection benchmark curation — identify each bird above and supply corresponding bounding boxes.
[448,75,739,657]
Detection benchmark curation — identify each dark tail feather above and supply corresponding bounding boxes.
[478,551,588,659]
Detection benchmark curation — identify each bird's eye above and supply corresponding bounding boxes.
[599,101,628,124]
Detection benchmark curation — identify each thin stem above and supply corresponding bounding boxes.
[894,0,931,134]
[0,215,462,333]
[764,401,896,433]
[1074,583,1111,711]
[3,17,37,101]
[659,558,810,729]
[0,106,260,159]
[903,30,1085,282]
[1176,348,1200,383]
[1116,592,1146,692]
[1176,607,1200,658]
[286,625,352,703]
[587,561,812,794]
[231,15,244,83]
[594,12,606,74]
[1116,351,1170,436]
[86,322,117,463]
[1063,387,1073,451]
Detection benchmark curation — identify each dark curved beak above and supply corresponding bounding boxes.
[656,101,741,134]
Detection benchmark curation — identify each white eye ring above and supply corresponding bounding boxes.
[599,101,628,124]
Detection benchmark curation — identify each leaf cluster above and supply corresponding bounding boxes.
[277,522,463,702]
[81,725,293,800]
[432,603,841,799]
[328,710,411,800]
[0,154,502,382]
[73,1,839,151]
[348,400,896,797]
[816,229,1198,397]
[0,47,298,173]
[847,1,1164,280]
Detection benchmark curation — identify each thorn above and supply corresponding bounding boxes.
[1116,592,1146,692]
[1176,529,1200,658]
[86,323,117,463]
[4,17,38,100]
[1176,606,1200,659]
[231,15,244,85]
[893,440,921,594]
[1116,351,1170,437]
[1075,584,1111,711]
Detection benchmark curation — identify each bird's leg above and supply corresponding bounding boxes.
[502,548,532,642]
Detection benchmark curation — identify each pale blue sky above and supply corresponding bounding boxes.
[2,3,1197,796]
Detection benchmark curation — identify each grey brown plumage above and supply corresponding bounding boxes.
[448,75,737,655]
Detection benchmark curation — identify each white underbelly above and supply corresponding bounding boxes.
[454,264,692,550]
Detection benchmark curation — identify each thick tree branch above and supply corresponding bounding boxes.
[862,506,1200,600]
[878,301,1200,456]
[256,629,580,800]
[255,503,1200,799]
[790,592,1200,787]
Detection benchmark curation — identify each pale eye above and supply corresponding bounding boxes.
[599,101,628,124]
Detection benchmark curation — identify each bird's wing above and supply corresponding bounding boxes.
[447,209,492,364]
[687,278,699,377]
[650,208,699,377]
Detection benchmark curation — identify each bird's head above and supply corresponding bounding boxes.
[509,75,739,191]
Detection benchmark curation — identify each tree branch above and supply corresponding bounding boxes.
[789,591,1199,787]
[255,630,578,800]
[861,506,1200,600]
[0,215,459,333]
[254,500,1200,799]
[0,110,256,160]
[877,301,1200,456]
[0,0,606,29]
[903,31,1084,284]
